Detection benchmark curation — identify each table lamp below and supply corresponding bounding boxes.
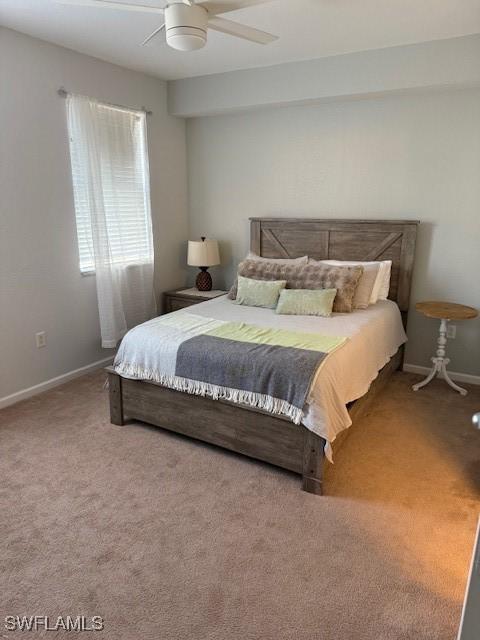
[187,237,220,291]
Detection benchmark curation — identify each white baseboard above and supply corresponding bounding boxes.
[2,357,477,410]
[403,363,480,386]
[0,356,114,410]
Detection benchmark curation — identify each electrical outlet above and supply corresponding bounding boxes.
[446,324,456,339]
[35,331,47,348]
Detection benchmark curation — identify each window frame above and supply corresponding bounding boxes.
[67,98,154,276]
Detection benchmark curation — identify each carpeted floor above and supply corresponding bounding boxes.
[1,371,479,640]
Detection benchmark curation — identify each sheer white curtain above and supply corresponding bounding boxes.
[66,94,156,348]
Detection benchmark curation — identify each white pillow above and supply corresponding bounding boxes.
[246,251,308,265]
[377,261,392,299]
[319,259,391,305]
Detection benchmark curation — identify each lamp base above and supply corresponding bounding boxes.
[196,267,212,292]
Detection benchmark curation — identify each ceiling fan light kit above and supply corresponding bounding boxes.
[58,0,279,52]
[165,3,208,51]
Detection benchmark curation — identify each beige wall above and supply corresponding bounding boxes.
[0,28,188,401]
[186,89,480,375]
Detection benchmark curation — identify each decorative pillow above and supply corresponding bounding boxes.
[318,259,390,305]
[234,275,287,309]
[311,259,380,309]
[230,260,363,313]
[275,289,337,317]
[228,253,308,300]
[246,252,308,265]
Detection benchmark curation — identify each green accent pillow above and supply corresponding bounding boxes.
[234,275,287,309]
[275,288,337,317]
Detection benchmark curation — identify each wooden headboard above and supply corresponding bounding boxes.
[250,218,419,315]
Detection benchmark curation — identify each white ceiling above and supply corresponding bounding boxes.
[1,0,480,80]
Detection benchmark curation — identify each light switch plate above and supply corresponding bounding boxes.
[35,331,46,348]
[447,324,456,339]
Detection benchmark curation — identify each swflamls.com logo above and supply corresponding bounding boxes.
[4,615,104,632]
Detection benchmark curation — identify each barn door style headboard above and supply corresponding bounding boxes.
[250,218,419,318]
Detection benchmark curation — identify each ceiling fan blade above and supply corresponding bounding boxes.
[141,22,166,46]
[57,0,165,13]
[208,16,277,44]
[198,0,276,16]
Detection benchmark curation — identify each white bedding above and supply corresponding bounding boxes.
[180,296,407,460]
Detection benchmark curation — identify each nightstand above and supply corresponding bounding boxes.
[163,288,228,313]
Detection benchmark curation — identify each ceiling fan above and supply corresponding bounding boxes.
[58,0,279,51]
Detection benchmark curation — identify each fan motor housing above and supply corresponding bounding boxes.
[165,4,208,51]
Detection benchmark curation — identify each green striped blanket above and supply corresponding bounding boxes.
[114,312,347,424]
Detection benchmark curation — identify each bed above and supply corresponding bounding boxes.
[107,218,419,495]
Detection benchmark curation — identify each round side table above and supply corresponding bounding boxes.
[412,301,477,396]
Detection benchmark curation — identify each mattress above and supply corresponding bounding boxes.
[117,296,406,460]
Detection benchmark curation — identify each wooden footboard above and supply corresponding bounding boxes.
[106,367,325,493]
[105,346,402,496]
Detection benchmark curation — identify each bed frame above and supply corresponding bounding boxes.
[107,218,419,495]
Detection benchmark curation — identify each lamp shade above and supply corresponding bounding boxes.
[187,238,220,267]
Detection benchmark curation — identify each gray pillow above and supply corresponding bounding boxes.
[229,253,308,300]
[229,260,363,313]
[310,259,380,309]
[246,252,308,265]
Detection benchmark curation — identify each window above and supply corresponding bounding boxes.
[67,97,153,274]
